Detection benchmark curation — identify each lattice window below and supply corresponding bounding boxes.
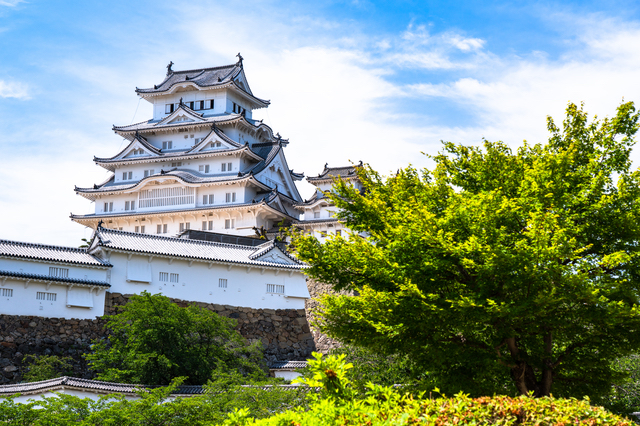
[138,187,195,208]
[159,272,169,282]
[266,284,284,294]
[170,273,179,283]
[49,267,69,278]
[2,289,12,297]
[36,292,57,301]
[219,279,228,288]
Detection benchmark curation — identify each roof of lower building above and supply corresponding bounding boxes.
[270,360,308,370]
[0,270,111,288]
[91,227,305,270]
[307,162,362,183]
[0,239,110,267]
[0,376,203,396]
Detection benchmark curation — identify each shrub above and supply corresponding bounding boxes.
[22,355,74,382]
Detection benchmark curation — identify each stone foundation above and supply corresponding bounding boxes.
[0,293,315,384]
[305,279,352,353]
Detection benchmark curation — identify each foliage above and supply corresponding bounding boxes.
[601,354,640,415]
[330,345,425,393]
[292,102,640,399]
[293,352,356,401]
[85,291,265,385]
[22,355,74,382]
[0,375,307,425]
[233,353,634,425]
[242,392,633,426]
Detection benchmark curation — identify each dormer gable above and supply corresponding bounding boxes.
[233,69,253,96]
[156,103,205,127]
[123,139,160,159]
[187,127,242,154]
[249,242,301,266]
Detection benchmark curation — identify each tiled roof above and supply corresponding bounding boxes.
[0,270,111,287]
[134,63,270,107]
[307,162,362,183]
[270,360,308,370]
[93,227,305,270]
[0,239,110,267]
[136,64,238,94]
[113,113,250,133]
[0,376,203,396]
[294,218,340,227]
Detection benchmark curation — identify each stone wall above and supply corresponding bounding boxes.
[305,279,351,353]
[0,292,315,384]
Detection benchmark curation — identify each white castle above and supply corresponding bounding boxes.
[0,57,360,320]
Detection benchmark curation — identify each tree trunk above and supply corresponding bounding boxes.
[506,336,553,397]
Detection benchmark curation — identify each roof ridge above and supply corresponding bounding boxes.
[98,226,256,251]
[0,239,89,253]
[169,63,237,75]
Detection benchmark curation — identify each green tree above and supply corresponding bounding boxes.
[292,102,640,399]
[85,291,265,385]
[22,355,74,382]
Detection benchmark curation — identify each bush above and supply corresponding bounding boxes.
[242,392,633,425]
[22,355,73,382]
[0,376,308,425]
[235,353,633,425]
[85,291,266,385]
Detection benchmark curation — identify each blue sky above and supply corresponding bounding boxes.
[1,0,640,246]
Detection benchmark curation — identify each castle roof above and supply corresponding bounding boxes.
[91,227,305,270]
[75,170,271,200]
[134,61,269,108]
[306,162,362,184]
[0,239,110,267]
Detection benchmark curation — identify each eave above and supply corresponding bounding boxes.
[94,146,264,172]
[71,202,296,229]
[75,174,271,202]
[135,80,270,110]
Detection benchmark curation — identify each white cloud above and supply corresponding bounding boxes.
[0,0,23,6]
[0,80,29,99]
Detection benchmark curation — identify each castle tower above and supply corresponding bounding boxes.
[71,57,304,237]
[294,162,362,241]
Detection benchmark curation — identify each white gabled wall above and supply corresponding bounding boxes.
[106,252,309,310]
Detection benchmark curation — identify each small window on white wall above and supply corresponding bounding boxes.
[170,273,179,283]
[163,224,168,234]
[49,267,69,278]
[221,163,227,172]
[219,278,228,288]
[313,212,320,219]
[2,288,13,297]
[225,193,236,203]
[159,272,169,281]
[266,284,284,294]
[36,292,57,301]
[225,219,235,229]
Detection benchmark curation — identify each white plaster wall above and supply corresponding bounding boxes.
[273,371,302,381]
[0,278,106,320]
[107,252,308,310]
[0,255,109,319]
[151,90,223,121]
[10,389,142,403]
